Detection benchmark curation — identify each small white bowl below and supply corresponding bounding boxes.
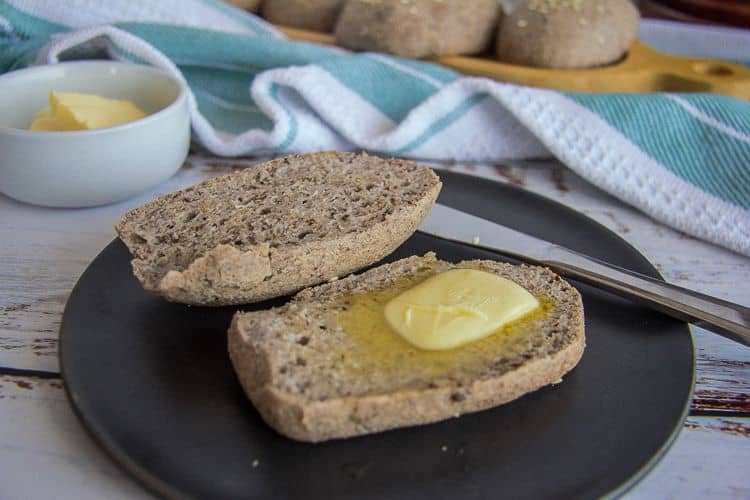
[0,61,190,207]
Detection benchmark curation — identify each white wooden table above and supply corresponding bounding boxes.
[1,155,748,499]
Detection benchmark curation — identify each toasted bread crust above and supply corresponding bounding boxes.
[229,254,585,442]
[116,152,441,306]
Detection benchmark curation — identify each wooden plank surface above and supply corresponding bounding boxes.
[0,374,151,499]
[1,156,748,498]
[630,414,750,499]
[0,158,246,373]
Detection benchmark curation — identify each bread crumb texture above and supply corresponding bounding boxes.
[116,152,441,305]
[229,253,585,441]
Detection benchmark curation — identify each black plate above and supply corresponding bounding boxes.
[60,171,694,500]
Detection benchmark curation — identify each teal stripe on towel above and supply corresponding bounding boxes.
[319,54,443,122]
[118,22,340,69]
[111,44,273,134]
[180,65,260,104]
[0,3,68,38]
[0,36,48,72]
[393,92,488,154]
[672,93,750,137]
[375,55,459,85]
[569,93,750,210]
[192,88,273,134]
[0,3,69,71]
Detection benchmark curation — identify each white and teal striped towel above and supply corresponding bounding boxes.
[2,0,749,255]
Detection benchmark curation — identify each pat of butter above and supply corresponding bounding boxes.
[29,91,146,131]
[384,269,539,350]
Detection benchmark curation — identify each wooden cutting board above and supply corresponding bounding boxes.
[278,25,750,100]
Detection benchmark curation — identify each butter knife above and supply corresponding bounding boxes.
[419,203,750,347]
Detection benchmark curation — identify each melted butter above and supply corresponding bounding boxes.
[335,271,553,380]
[384,269,540,350]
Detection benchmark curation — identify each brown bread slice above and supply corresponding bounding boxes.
[228,253,586,442]
[115,152,441,306]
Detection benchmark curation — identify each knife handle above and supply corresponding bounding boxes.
[545,247,750,347]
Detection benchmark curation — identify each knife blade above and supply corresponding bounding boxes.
[419,203,750,347]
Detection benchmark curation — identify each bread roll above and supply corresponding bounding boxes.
[496,0,640,69]
[335,0,502,58]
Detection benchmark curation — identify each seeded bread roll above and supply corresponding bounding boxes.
[335,0,502,58]
[262,0,346,32]
[496,0,640,69]
[224,0,262,12]
[116,152,441,306]
[229,253,586,442]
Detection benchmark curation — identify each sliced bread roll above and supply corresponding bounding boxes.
[335,0,502,58]
[229,252,586,442]
[116,152,441,306]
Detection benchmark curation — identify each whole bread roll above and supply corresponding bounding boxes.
[496,0,640,69]
[262,0,346,32]
[335,0,502,58]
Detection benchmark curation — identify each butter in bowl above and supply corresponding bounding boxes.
[0,61,190,207]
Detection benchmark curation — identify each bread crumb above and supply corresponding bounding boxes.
[252,459,259,467]
[516,19,527,28]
